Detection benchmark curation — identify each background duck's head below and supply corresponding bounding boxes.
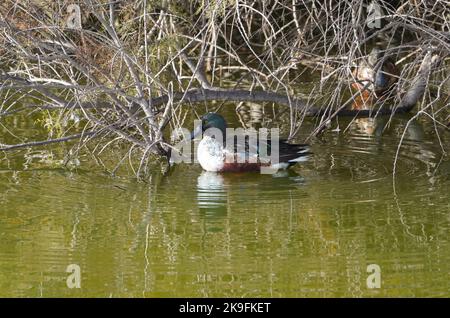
[191,112,227,140]
[367,47,383,67]
[353,47,398,97]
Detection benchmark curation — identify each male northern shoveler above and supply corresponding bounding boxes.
[190,113,310,173]
[352,48,398,97]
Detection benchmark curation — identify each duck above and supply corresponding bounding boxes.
[352,48,398,97]
[190,113,310,173]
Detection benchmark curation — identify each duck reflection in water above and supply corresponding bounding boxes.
[196,170,307,223]
[197,171,227,219]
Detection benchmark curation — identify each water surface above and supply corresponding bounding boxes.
[0,112,449,297]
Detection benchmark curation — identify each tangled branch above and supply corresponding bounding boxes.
[0,0,448,174]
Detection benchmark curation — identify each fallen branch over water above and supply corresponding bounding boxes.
[1,51,440,119]
[0,0,448,171]
[0,130,99,151]
[0,51,442,152]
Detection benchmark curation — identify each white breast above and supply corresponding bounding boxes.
[197,136,225,172]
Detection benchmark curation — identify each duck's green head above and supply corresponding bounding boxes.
[190,112,227,140]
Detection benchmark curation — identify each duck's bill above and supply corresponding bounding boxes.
[190,124,203,140]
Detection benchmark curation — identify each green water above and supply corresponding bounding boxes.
[0,111,449,297]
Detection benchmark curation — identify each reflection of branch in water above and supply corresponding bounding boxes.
[393,191,428,242]
[143,223,151,297]
[393,53,442,192]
